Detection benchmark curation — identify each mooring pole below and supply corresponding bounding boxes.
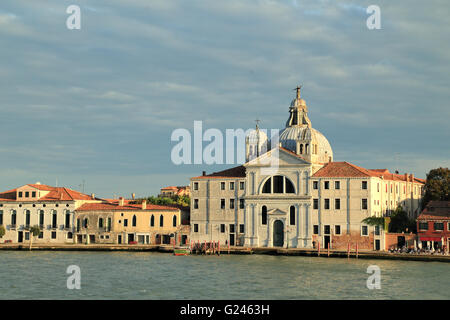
[356,242,359,259]
[318,240,320,256]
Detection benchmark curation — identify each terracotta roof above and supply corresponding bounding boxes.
[0,184,98,202]
[418,201,450,220]
[313,162,425,184]
[191,165,246,179]
[76,202,178,212]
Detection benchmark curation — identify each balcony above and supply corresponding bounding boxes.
[10,224,16,230]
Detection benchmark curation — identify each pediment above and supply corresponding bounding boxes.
[267,208,286,215]
[245,147,310,168]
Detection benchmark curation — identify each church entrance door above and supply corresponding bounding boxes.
[273,220,284,247]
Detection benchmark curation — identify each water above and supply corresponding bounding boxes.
[0,251,448,299]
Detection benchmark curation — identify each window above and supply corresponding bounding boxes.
[324,181,329,189]
[52,211,57,228]
[124,219,128,227]
[25,210,30,227]
[18,191,23,197]
[229,224,235,233]
[362,199,368,210]
[150,215,154,227]
[262,176,295,194]
[67,232,73,239]
[221,182,225,190]
[324,225,330,235]
[173,215,177,227]
[313,199,319,210]
[239,199,244,209]
[221,199,225,209]
[375,225,380,236]
[335,181,340,189]
[65,211,71,228]
[230,199,235,209]
[38,232,43,239]
[194,224,199,233]
[290,206,295,225]
[220,224,225,233]
[51,231,57,239]
[25,191,29,197]
[239,224,244,233]
[32,191,36,197]
[11,210,17,226]
[194,199,199,209]
[313,181,318,189]
[335,198,340,210]
[418,222,428,230]
[313,225,319,234]
[240,182,245,190]
[76,219,80,232]
[434,222,444,231]
[0,210,2,225]
[324,199,330,210]
[193,182,198,190]
[230,182,234,190]
[261,206,267,225]
[159,215,164,227]
[132,215,137,227]
[107,218,112,231]
[361,225,368,236]
[362,181,368,190]
[335,225,341,235]
[377,183,380,192]
[39,210,44,227]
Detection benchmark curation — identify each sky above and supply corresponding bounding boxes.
[0,0,449,198]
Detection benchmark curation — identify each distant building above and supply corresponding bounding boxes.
[417,201,450,251]
[160,186,191,198]
[0,183,101,244]
[74,198,182,245]
[190,88,425,250]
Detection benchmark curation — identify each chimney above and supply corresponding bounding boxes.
[119,197,124,206]
[202,171,206,176]
[131,193,135,200]
[404,173,408,182]
[411,173,414,182]
[91,193,95,199]
[142,200,147,210]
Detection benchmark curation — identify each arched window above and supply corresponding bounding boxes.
[159,215,164,227]
[262,176,295,194]
[290,206,295,225]
[262,206,267,225]
[173,215,177,227]
[83,218,88,228]
[300,144,303,154]
[11,210,17,226]
[25,210,30,226]
[51,210,57,228]
[65,210,71,228]
[39,210,44,227]
[0,210,3,225]
[132,215,137,227]
[150,215,154,227]
[107,217,112,231]
[305,144,309,154]
[99,217,104,228]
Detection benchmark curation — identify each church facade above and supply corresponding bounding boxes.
[190,88,425,250]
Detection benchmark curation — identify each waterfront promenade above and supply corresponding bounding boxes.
[1,243,449,263]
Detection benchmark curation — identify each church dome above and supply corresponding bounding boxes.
[279,127,333,163]
[247,127,268,144]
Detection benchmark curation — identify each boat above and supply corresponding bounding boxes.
[173,246,190,256]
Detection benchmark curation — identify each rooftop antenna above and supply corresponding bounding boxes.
[55,178,58,187]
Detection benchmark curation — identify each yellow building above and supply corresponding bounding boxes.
[74,198,182,245]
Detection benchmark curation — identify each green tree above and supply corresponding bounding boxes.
[29,225,40,250]
[361,216,385,227]
[0,225,5,239]
[422,167,450,209]
[388,206,416,233]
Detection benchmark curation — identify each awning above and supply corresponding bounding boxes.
[419,237,442,242]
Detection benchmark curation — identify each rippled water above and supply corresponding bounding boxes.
[0,251,448,299]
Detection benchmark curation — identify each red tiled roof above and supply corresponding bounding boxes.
[418,201,450,220]
[0,184,98,202]
[313,162,425,184]
[191,165,246,179]
[76,202,178,212]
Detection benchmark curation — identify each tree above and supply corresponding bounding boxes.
[361,216,385,227]
[0,225,5,239]
[388,206,416,233]
[29,225,40,251]
[422,167,450,209]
